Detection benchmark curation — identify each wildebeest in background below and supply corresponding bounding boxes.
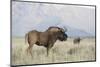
[25,27,68,56]
[73,37,82,44]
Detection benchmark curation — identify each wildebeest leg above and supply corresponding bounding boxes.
[46,44,53,56]
[47,47,49,56]
[27,44,34,57]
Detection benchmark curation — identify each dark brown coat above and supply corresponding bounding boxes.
[25,27,68,56]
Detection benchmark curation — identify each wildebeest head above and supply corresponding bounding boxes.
[57,28,68,41]
[47,27,68,41]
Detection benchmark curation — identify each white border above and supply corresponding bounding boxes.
[0,0,100,67]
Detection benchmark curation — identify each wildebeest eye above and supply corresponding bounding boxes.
[60,30,65,33]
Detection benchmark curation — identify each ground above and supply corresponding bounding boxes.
[11,37,96,65]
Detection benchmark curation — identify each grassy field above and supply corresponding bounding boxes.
[11,37,96,65]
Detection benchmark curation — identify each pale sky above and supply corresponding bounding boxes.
[12,1,95,37]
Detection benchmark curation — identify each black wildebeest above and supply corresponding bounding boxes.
[73,37,81,44]
[25,27,68,56]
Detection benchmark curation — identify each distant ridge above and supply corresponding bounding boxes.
[33,21,94,38]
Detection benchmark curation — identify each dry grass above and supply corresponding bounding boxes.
[11,37,96,65]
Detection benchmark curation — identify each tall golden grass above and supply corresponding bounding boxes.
[11,37,95,65]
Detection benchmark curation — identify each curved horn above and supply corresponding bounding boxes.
[63,26,67,32]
